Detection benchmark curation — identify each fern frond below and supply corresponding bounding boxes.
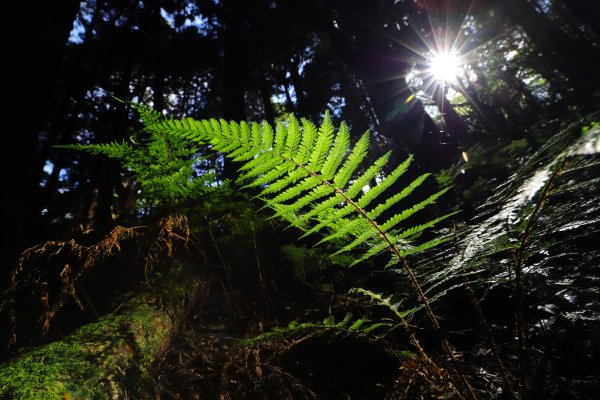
[133,103,163,127]
[62,105,473,399]
[63,107,463,391]
[237,313,390,347]
[136,109,453,268]
[350,288,418,321]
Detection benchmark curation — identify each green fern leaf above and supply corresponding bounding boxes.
[79,106,458,277]
[321,121,350,180]
[333,133,369,188]
[380,188,450,232]
[130,108,454,269]
[357,155,413,209]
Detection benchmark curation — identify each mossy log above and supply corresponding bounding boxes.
[0,266,201,400]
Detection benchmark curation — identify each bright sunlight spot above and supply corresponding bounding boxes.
[429,51,462,82]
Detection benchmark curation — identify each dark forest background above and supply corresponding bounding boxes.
[1,0,600,399]
[4,0,599,259]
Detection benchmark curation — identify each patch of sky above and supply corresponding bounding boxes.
[41,161,69,189]
[533,0,552,14]
[68,2,95,44]
[424,104,441,120]
[271,91,287,105]
[462,15,476,36]
[272,84,297,106]
[160,8,175,26]
[327,96,346,118]
[76,128,95,144]
[167,93,179,107]
[160,7,209,35]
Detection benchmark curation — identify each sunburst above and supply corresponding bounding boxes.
[394,1,486,92]
[427,50,463,83]
[393,1,496,125]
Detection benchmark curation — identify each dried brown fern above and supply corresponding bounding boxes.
[1,215,190,347]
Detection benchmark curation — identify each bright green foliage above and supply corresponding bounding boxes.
[581,120,599,135]
[238,313,391,346]
[0,297,171,399]
[59,106,215,209]
[350,287,418,322]
[134,104,455,266]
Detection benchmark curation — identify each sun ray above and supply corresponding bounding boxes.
[426,8,443,55]
[450,1,476,58]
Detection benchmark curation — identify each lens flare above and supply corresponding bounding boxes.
[429,51,462,82]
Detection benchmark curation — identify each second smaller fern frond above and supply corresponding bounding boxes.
[237,313,391,347]
[350,288,419,322]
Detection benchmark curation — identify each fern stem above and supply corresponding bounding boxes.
[511,159,567,400]
[452,226,516,399]
[354,289,468,399]
[278,154,477,400]
[396,254,478,400]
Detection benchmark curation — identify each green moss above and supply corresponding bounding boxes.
[0,262,199,399]
[0,300,172,399]
[0,336,103,399]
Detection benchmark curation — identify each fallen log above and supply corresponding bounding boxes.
[0,264,201,400]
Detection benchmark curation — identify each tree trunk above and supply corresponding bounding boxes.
[505,0,598,105]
